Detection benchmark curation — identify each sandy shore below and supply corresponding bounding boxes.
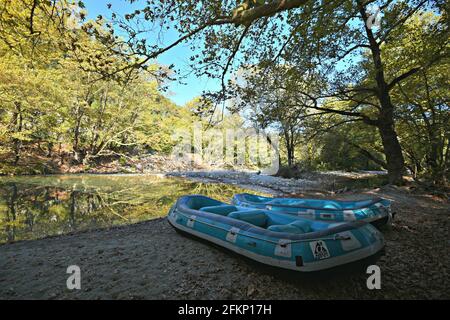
[1,183,448,299]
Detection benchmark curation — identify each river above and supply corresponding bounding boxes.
[0,174,265,243]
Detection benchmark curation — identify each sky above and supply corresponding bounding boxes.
[82,1,368,107]
[83,0,220,106]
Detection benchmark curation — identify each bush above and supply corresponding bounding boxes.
[275,165,304,179]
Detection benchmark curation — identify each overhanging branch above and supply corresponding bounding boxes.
[230,0,309,26]
[349,142,387,169]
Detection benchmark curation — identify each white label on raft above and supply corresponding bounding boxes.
[369,228,383,242]
[374,204,386,218]
[343,210,356,221]
[339,231,362,251]
[310,240,331,260]
[266,205,272,210]
[226,227,240,243]
[187,215,196,228]
[275,240,292,258]
[302,209,315,218]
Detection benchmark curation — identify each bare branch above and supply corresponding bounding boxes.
[349,142,387,169]
[306,119,362,141]
[335,43,371,61]
[29,0,39,35]
[292,89,380,125]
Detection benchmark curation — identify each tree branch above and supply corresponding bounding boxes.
[29,0,40,35]
[306,119,362,141]
[335,43,371,61]
[231,0,309,26]
[96,0,310,81]
[377,0,428,45]
[292,89,380,126]
[208,24,250,127]
[349,142,387,169]
[387,50,449,91]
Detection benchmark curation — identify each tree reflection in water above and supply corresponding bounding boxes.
[0,175,266,243]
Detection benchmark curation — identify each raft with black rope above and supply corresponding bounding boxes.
[168,195,385,272]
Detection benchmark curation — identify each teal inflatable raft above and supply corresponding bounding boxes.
[232,193,392,227]
[168,195,384,272]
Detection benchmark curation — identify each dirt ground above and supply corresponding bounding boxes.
[0,186,448,300]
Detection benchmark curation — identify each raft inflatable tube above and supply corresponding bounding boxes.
[232,193,393,228]
[168,195,385,272]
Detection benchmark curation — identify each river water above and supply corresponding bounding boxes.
[0,174,265,243]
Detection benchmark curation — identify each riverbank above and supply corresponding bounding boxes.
[168,170,392,195]
[0,154,209,175]
[1,182,448,299]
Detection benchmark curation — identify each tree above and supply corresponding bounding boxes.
[384,12,449,184]
[112,0,447,184]
[259,0,448,184]
[230,64,316,167]
[0,0,196,174]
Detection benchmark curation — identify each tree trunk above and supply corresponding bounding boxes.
[47,142,53,157]
[59,142,64,165]
[12,102,23,165]
[375,86,406,184]
[73,105,83,163]
[377,121,405,184]
[69,191,77,230]
[358,1,406,184]
[7,184,18,242]
[283,129,295,167]
[287,146,294,167]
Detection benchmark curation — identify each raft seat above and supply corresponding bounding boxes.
[268,220,312,234]
[228,210,268,227]
[199,205,237,216]
[289,220,312,233]
[267,224,305,234]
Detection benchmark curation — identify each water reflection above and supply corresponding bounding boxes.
[0,174,266,243]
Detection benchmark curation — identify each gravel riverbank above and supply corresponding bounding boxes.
[167,170,392,194]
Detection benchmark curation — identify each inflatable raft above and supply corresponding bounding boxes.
[168,195,385,272]
[232,193,392,227]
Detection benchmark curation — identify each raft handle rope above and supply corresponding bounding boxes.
[175,210,352,246]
